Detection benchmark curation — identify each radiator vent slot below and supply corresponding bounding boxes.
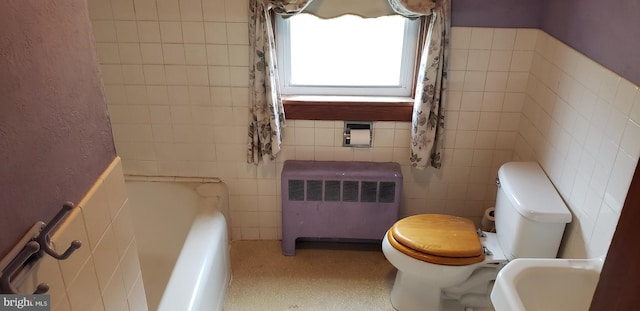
[361,181,378,202]
[343,181,359,202]
[288,180,304,201]
[324,180,341,201]
[379,181,396,203]
[306,180,323,201]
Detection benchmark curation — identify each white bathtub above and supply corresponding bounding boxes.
[126,178,230,311]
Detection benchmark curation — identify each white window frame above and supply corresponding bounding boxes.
[275,14,420,97]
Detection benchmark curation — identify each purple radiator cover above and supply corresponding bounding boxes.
[281,161,403,255]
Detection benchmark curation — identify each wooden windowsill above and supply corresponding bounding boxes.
[283,96,414,121]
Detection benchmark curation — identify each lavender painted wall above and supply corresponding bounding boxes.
[451,0,640,86]
[0,0,116,256]
[541,0,640,86]
[451,0,542,28]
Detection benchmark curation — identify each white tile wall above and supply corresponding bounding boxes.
[17,157,147,311]
[87,0,638,259]
[515,31,640,258]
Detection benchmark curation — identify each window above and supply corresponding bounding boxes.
[276,14,419,97]
[274,13,426,121]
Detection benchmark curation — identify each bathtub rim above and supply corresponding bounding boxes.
[124,175,230,225]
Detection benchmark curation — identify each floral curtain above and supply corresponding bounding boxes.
[389,0,450,169]
[247,0,314,164]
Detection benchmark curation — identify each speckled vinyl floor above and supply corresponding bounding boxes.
[223,240,397,311]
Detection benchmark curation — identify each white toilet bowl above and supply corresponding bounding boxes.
[382,229,506,311]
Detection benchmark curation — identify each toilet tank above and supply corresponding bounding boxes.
[495,162,572,260]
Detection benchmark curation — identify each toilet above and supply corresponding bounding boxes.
[382,162,572,311]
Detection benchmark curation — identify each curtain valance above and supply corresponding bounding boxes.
[388,0,437,17]
[303,0,396,19]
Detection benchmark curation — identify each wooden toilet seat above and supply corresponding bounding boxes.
[388,214,485,266]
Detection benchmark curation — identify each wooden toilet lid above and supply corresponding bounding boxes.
[389,214,485,265]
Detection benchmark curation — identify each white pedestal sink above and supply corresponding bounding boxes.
[491,257,603,311]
